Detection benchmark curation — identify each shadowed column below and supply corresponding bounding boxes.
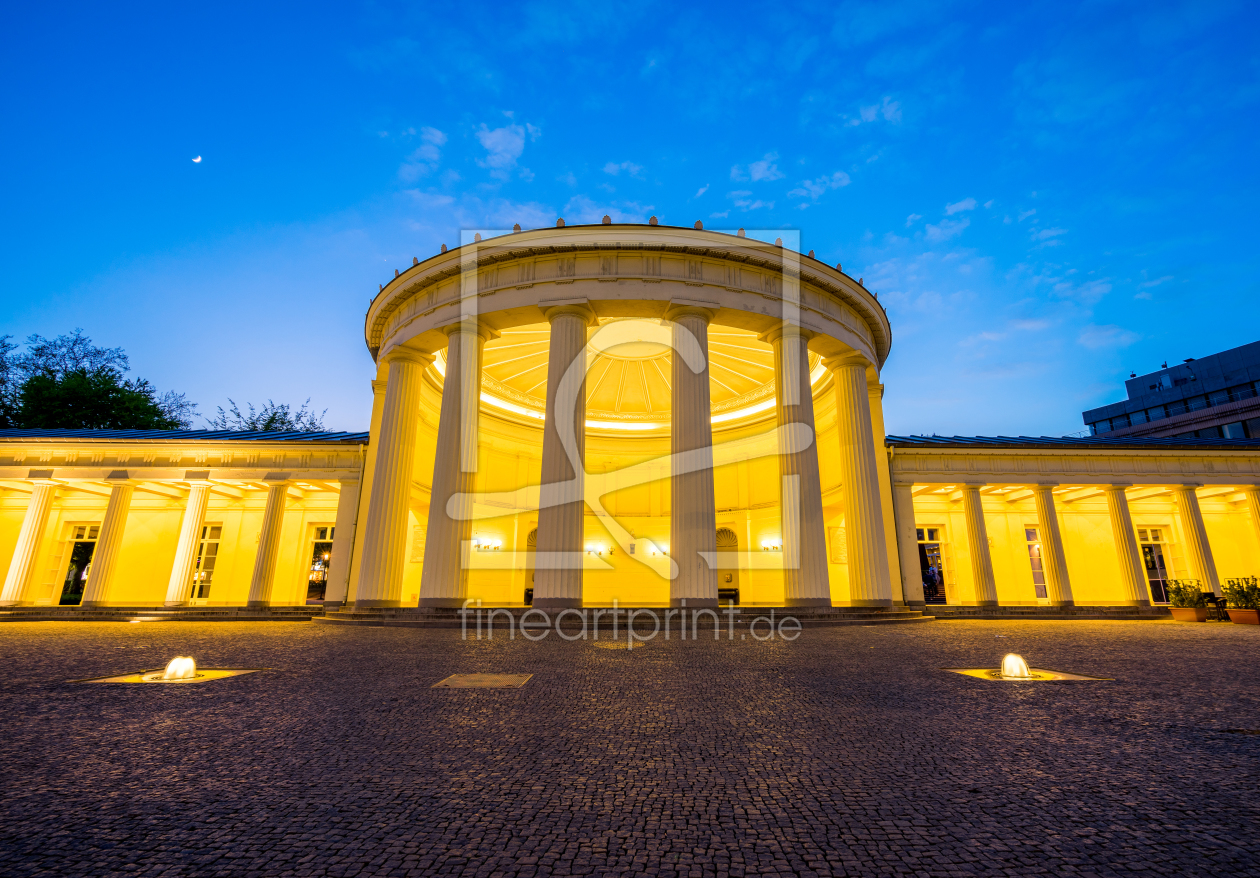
[534,304,593,609]
[1032,484,1074,607]
[959,483,997,606]
[323,476,361,607]
[247,482,289,608]
[164,483,211,606]
[80,478,134,608]
[1105,485,1149,606]
[1245,486,1260,567]
[1174,484,1221,597]
[767,326,829,607]
[357,348,432,608]
[824,353,892,607]
[420,324,490,608]
[668,305,718,609]
[0,481,59,606]
[891,482,925,607]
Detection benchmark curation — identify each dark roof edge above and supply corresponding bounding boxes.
[0,429,371,443]
[885,434,1260,450]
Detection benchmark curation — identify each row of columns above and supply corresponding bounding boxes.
[361,309,896,609]
[0,477,313,608]
[890,480,1256,607]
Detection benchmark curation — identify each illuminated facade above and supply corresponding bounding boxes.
[2,223,1259,612]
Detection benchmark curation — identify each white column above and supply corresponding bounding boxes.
[164,483,211,606]
[1244,486,1260,565]
[1032,484,1074,607]
[1105,485,1148,606]
[891,482,925,607]
[959,483,998,606]
[1174,484,1221,596]
[668,305,718,608]
[80,479,134,608]
[824,353,892,607]
[246,482,289,607]
[356,349,431,608]
[534,305,592,609]
[0,481,59,606]
[420,324,490,608]
[767,327,829,607]
[323,476,361,606]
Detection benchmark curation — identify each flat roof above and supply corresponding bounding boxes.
[887,434,1260,450]
[0,428,370,443]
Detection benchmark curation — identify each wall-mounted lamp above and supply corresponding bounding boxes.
[761,539,783,552]
[472,536,503,552]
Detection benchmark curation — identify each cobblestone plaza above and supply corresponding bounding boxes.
[1,620,1257,877]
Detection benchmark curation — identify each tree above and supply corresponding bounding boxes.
[207,399,327,432]
[0,329,197,430]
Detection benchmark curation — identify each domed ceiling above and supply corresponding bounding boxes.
[435,317,822,432]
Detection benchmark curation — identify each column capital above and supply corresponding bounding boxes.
[381,346,436,368]
[440,318,499,342]
[663,299,719,323]
[1105,483,1132,491]
[822,351,873,373]
[541,298,597,326]
[758,324,817,346]
[104,469,133,483]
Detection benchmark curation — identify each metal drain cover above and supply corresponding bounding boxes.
[432,673,533,688]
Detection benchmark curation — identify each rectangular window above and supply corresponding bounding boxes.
[1111,413,1130,430]
[190,525,222,600]
[1222,422,1246,439]
[1246,417,1260,438]
[1137,528,1172,604]
[1129,409,1148,425]
[916,527,947,604]
[1024,527,1048,599]
[1196,426,1223,438]
[1146,406,1166,422]
[1186,395,1209,411]
[60,525,101,606]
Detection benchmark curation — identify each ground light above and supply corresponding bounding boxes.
[76,655,267,685]
[943,652,1113,682]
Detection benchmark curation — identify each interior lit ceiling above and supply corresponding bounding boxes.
[435,317,823,432]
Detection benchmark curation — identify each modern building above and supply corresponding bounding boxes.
[1083,340,1260,439]
[3,222,1260,614]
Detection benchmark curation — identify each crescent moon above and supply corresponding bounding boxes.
[192,156,202,163]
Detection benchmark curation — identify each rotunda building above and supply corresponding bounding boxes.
[343,221,901,611]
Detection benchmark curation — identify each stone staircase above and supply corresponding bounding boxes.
[924,604,1171,620]
[315,604,933,629]
[0,605,325,623]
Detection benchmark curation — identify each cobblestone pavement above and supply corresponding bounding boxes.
[1,619,1257,877]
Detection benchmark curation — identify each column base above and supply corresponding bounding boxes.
[1050,600,1076,608]
[849,599,892,608]
[246,601,272,610]
[533,597,582,609]
[1125,599,1151,607]
[976,600,999,608]
[163,601,187,608]
[671,598,718,609]
[355,599,402,609]
[904,600,926,610]
[79,601,108,609]
[786,597,834,608]
[418,597,464,608]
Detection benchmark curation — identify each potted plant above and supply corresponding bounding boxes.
[1167,580,1208,622]
[1223,577,1260,625]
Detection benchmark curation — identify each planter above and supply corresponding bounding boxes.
[1227,608,1260,625]
[1170,607,1208,622]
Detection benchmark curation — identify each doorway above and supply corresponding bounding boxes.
[306,525,334,602]
[916,527,947,604]
[716,527,740,604]
[59,524,99,605]
[1023,527,1048,599]
[1137,528,1171,604]
[188,525,222,603]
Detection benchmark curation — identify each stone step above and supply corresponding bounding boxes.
[924,605,1172,620]
[314,606,934,629]
[0,606,324,623]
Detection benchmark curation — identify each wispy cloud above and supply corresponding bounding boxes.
[847,95,902,125]
[945,197,976,215]
[730,153,784,182]
[924,218,970,242]
[562,195,651,224]
[476,121,541,179]
[398,127,447,182]
[727,190,773,211]
[1078,324,1139,350]
[905,213,923,227]
[788,171,851,201]
[694,184,709,198]
[603,161,643,177]
[1032,227,1068,244]
[1139,274,1173,288]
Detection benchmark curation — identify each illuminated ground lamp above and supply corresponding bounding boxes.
[944,652,1113,682]
[76,654,267,685]
[761,538,782,552]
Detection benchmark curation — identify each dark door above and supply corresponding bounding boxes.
[59,541,96,605]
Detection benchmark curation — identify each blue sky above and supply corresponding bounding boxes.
[3,1,1257,435]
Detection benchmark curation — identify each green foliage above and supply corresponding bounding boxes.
[1222,577,1260,610]
[207,398,327,433]
[0,329,196,429]
[1166,580,1208,609]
